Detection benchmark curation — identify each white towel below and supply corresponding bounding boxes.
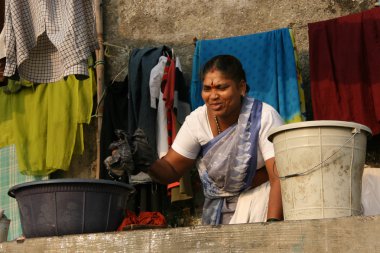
[362,167,380,216]
[229,181,271,224]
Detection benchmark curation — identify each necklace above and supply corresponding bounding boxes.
[214,115,221,134]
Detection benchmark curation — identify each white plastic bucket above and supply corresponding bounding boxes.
[0,218,10,243]
[268,120,372,220]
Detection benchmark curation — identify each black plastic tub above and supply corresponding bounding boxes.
[8,179,135,238]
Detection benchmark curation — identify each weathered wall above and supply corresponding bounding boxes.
[102,0,373,119]
[99,0,379,165]
[70,1,380,180]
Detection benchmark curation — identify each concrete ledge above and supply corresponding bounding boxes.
[1,215,379,252]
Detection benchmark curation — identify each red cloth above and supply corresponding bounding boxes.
[117,210,167,231]
[117,210,138,231]
[137,212,167,226]
[308,8,380,135]
[162,56,177,146]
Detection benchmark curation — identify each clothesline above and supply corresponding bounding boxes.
[102,41,195,56]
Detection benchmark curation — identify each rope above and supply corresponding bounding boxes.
[273,129,360,180]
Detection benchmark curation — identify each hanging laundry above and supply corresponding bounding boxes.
[308,8,380,135]
[161,55,177,146]
[128,46,169,157]
[100,76,129,180]
[150,56,170,158]
[123,46,172,216]
[149,53,193,203]
[191,28,304,123]
[3,0,97,83]
[289,29,307,120]
[0,61,95,176]
[149,55,191,158]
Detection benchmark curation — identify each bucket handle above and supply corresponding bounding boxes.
[274,128,361,180]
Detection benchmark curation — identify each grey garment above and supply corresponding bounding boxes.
[127,46,167,158]
[4,0,97,82]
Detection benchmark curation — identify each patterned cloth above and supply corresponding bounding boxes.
[0,145,45,241]
[197,97,262,225]
[191,28,304,123]
[4,0,97,83]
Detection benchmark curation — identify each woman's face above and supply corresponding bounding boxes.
[202,69,246,119]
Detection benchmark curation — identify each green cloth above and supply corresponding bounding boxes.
[0,145,46,241]
[0,65,94,176]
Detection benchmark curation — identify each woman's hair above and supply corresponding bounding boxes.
[201,55,247,83]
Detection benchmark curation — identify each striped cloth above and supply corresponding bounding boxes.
[0,145,45,241]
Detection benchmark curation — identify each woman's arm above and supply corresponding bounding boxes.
[148,148,196,185]
[265,157,283,220]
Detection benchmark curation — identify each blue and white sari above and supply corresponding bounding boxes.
[197,97,262,225]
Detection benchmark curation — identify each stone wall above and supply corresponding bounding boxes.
[98,0,379,166]
[68,0,380,191]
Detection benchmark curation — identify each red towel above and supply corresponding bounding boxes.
[309,8,380,135]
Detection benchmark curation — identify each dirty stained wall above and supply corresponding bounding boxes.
[102,0,373,119]
[70,1,380,177]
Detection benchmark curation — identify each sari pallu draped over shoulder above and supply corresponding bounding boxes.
[198,97,262,225]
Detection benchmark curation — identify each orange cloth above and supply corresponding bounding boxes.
[117,210,138,231]
[118,210,167,231]
[138,212,167,226]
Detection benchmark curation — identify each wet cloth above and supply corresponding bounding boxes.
[191,28,303,123]
[198,98,262,225]
[4,0,97,83]
[0,63,94,175]
[308,8,380,135]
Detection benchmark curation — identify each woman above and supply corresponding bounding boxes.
[148,55,284,225]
